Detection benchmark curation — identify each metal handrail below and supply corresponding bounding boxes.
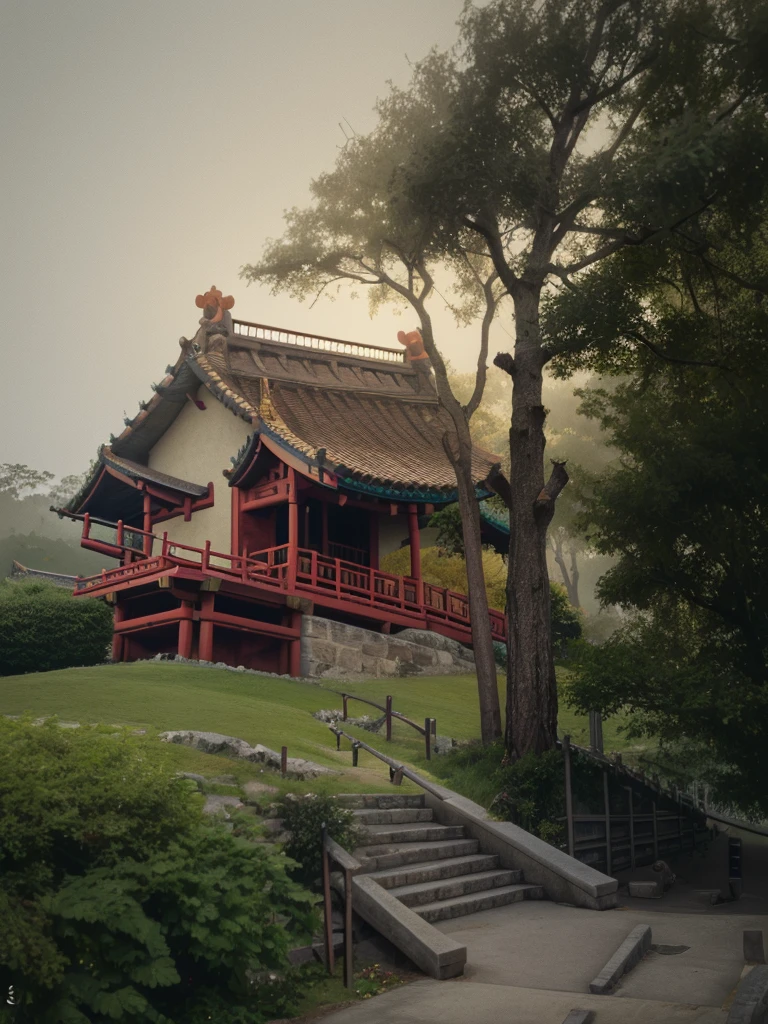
[321,825,361,988]
[334,691,435,741]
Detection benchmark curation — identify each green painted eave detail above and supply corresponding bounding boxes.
[479,499,510,534]
[339,476,492,504]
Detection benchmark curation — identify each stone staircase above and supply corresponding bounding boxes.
[339,793,544,923]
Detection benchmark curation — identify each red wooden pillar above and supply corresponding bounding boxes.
[288,609,302,677]
[178,601,194,659]
[321,500,329,556]
[408,504,423,605]
[287,468,298,589]
[142,491,152,556]
[231,485,241,557]
[368,510,379,570]
[408,504,421,579]
[112,600,124,662]
[199,592,215,662]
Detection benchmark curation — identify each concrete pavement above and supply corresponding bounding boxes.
[318,979,728,1024]
[315,825,767,1023]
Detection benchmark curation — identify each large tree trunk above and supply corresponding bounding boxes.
[504,287,562,758]
[450,439,502,744]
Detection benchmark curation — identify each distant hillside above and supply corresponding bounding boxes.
[1,532,109,578]
[0,490,111,578]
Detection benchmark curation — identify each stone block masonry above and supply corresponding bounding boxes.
[300,615,476,679]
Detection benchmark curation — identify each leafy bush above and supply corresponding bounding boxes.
[549,581,583,657]
[279,793,363,888]
[0,717,318,1023]
[0,579,113,676]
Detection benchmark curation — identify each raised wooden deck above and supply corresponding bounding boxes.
[72,515,506,645]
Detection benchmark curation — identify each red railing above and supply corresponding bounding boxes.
[67,514,506,641]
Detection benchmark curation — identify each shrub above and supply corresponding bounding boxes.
[0,717,318,1023]
[0,578,113,676]
[550,581,583,658]
[279,794,363,888]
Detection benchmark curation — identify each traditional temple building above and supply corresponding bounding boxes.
[57,289,506,676]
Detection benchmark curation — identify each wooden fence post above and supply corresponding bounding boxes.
[563,735,575,858]
[281,746,288,777]
[386,695,392,742]
[603,769,612,875]
[424,719,432,761]
[344,867,354,989]
[321,824,335,975]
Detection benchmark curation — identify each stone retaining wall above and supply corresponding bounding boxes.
[300,615,476,678]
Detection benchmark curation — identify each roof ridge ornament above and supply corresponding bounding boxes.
[180,285,236,357]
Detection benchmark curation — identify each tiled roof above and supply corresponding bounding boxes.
[101,449,208,497]
[91,318,503,501]
[8,561,77,588]
[192,350,499,494]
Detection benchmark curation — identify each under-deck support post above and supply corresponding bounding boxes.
[289,610,302,677]
[178,602,194,659]
[112,600,125,662]
[199,592,214,662]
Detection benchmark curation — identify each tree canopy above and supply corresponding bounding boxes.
[245,0,768,758]
[561,223,768,815]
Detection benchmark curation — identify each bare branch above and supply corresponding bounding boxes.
[485,464,513,511]
[534,460,569,522]
[462,215,520,297]
[465,270,500,420]
[624,328,730,370]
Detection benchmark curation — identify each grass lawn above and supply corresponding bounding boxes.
[0,661,644,807]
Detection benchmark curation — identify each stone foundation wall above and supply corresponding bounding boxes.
[300,616,476,679]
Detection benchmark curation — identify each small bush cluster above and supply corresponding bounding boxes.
[279,793,363,888]
[0,579,114,676]
[0,717,318,1023]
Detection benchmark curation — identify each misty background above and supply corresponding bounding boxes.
[0,0,612,616]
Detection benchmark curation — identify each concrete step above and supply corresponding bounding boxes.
[355,838,481,872]
[353,807,434,825]
[336,793,425,809]
[356,823,465,847]
[366,853,504,890]
[391,869,522,908]
[415,883,545,923]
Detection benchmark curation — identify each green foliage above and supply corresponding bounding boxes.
[0,717,318,1023]
[279,793,362,888]
[381,544,507,611]
[549,582,583,657]
[353,964,403,999]
[0,463,54,499]
[0,579,113,676]
[558,228,768,816]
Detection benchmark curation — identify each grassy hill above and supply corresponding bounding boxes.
[0,662,641,805]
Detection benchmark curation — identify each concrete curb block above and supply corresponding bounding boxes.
[589,924,652,994]
[423,791,619,910]
[727,964,768,1023]
[561,1011,595,1024]
[350,874,467,980]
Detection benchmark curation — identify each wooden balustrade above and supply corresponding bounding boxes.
[70,515,506,641]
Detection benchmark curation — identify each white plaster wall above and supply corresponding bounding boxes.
[149,385,252,556]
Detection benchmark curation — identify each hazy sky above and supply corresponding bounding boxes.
[1,0,514,480]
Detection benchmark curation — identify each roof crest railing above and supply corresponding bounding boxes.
[231,319,406,364]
